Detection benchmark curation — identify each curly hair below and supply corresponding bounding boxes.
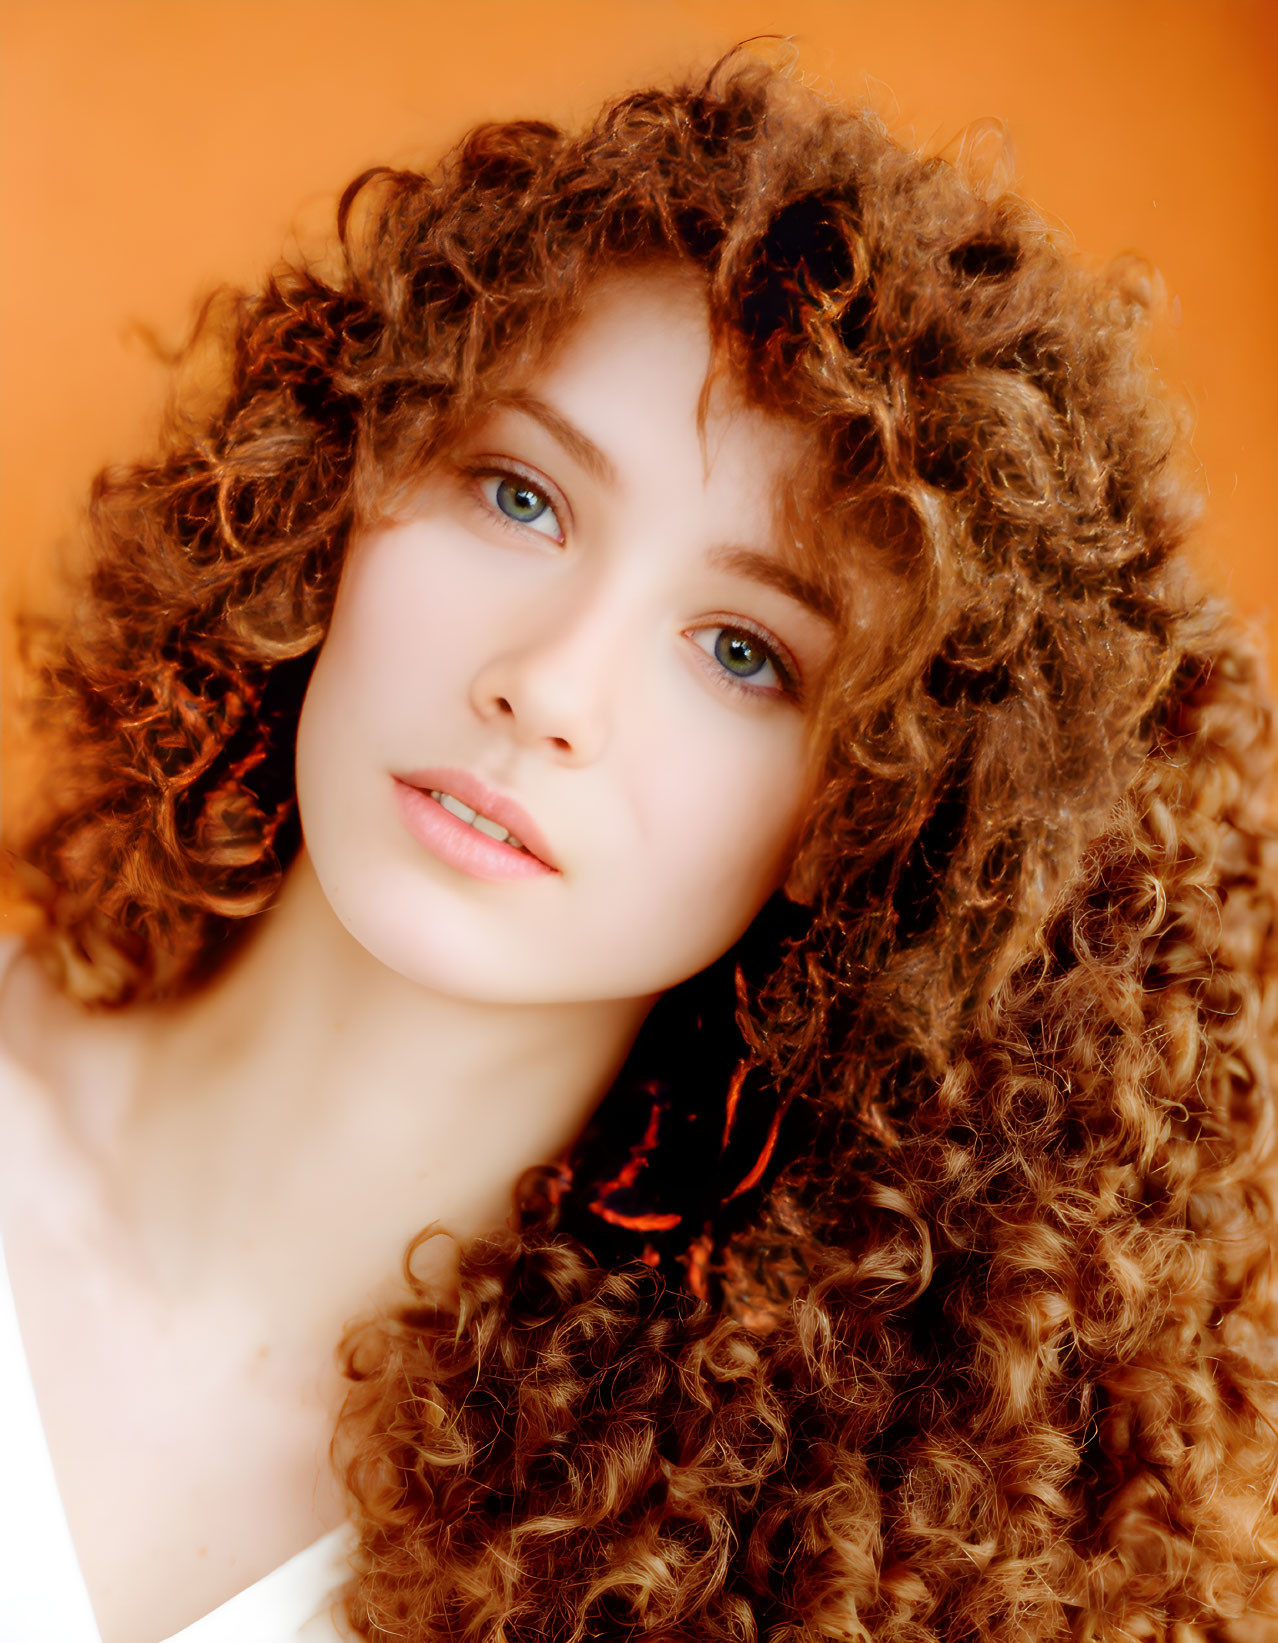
[14,52,1278,1641]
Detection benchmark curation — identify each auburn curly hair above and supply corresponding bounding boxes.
[13,51,1278,1642]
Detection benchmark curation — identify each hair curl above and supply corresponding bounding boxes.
[14,52,1278,1641]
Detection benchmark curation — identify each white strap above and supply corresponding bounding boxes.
[0,1234,101,1642]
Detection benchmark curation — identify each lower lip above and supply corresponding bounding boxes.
[392,779,557,883]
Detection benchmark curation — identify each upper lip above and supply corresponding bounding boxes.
[394,767,561,870]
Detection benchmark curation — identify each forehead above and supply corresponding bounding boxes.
[472,268,828,573]
[504,271,788,451]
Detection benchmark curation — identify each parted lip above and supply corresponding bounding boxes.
[393,767,561,871]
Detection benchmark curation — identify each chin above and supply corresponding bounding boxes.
[303,827,777,1008]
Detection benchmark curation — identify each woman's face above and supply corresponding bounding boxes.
[295,269,835,1005]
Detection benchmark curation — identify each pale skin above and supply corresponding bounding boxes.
[0,270,834,1642]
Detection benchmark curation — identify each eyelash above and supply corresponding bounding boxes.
[688,619,803,703]
[462,459,802,705]
[466,461,567,544]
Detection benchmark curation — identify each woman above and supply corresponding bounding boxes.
[3,53,1275,1643]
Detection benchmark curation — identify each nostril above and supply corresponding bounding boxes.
[483,690,575,753]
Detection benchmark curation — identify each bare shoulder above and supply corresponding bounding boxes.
[0,934,103,1229]
[0,935,47,1119]
[0,940,58,1219]
[0,930,27,994]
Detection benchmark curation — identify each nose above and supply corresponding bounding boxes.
[469,588,619,765]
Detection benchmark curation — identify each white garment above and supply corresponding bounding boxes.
[0,932,358,1643]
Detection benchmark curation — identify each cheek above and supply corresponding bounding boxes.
[633,717,810,935]
[304,538,490,745]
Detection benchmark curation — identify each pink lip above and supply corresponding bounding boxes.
[392,768,560,882]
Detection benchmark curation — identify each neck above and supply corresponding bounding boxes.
[63,851,654,1324]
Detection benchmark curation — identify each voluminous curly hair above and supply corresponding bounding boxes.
[15,52,1278,1641]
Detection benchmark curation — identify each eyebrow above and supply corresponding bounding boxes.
[486,391,619,487]
[485,392,839,627]
[710,547,841,627]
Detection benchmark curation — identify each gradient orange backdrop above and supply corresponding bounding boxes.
[2,0,1276,846]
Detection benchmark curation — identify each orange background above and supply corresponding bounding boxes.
[2,0,1276,841]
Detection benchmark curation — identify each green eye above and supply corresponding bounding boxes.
[495,478,551,525]
[689,623,793,698]
[715,630,768,678]
[475,469,564,541]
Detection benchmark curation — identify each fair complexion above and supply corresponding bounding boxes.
[296,270,833,1005]
[0,268,832,1643]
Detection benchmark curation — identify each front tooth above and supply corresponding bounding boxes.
[438,792,477,825]
[429,789,527,850]
[471,813,509,842]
